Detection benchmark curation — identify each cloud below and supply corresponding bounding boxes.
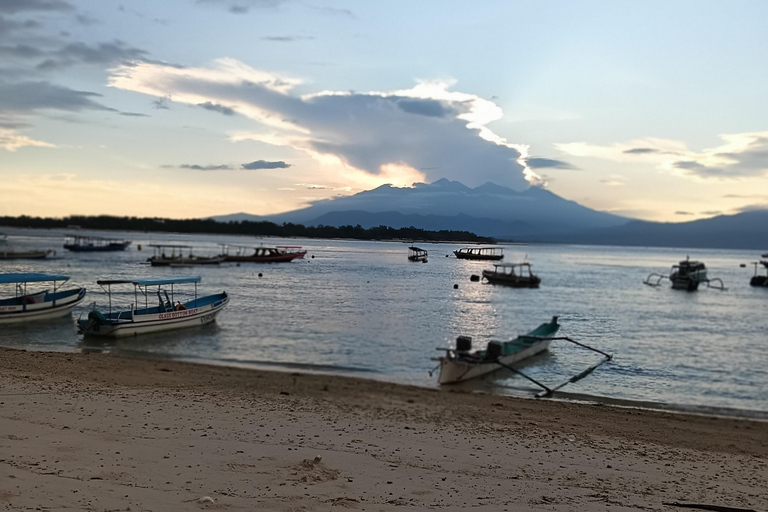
[0,0,72,13]
[0,81,114,113]
[179,164,233,171]
[198,101,236,115]
[242,160,290,170]
[674,211,694,216]
[0,44,45,58]
[0,17,41,39]
[120,112,149,117]
[0,127,54,151]
[196,0,285,14]
[37,41,148,69]
[261,36,315,42]
[308,5,354,18]
[733,203,768,213]
[623,148,659,154]
[525,157,577,170]
[109,59,540,190]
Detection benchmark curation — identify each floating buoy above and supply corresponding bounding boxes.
[258,273,263,277]
[137,244,142,251]
[740,263,746,268]
[453,284,459,289]
[311,255,315,259]
[470,274,480,282]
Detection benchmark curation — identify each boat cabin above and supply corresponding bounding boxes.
[407,246,428,262]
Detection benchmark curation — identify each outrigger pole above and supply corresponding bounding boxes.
[494,336,613,398]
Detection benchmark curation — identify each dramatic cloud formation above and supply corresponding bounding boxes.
[109,59,540,190]
[558,132,768,180]
[242,160,290,170]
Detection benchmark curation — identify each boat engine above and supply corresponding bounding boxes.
[456,335,472,352]
[486,340,503,360]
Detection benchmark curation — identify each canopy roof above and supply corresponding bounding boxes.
[493,262,531,268]
[0,273,70,284]
[408,246,425,251]
[149,244,191,248]
[97,276,201,286]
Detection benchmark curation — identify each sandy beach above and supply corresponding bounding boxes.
[1,348,766,511]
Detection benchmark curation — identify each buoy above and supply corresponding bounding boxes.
[453,284,459,289]
[311,255,315,259]
[740,263,746,268]
[258,273,263,277]
[137,244,142,251]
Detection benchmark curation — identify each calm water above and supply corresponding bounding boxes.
[2,228,767,415]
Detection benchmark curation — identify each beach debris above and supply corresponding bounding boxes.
[313,455,322,463]
[198,496,215,504]
[290,458,340,485]
[662,503,756,512]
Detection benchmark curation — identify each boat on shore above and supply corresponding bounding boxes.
[453,246,504,261]
[146,244,225,267]
[219,244,306,263]
[407,246,428,262]
[78,276,228,338]
[0,249,52,260]
[482,262,540,288]
[0,273,86,324]
[432,316,612,395]
[64,235,131,252]
[644,256,725,291]
[750,254,768,287]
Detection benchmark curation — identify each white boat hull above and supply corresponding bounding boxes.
[0,290,86,324]
[82,296,228,338]
[438,339,551,385]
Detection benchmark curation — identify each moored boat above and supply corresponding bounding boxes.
[0,273,86,324]
[78,276,228,338]
[219,244,306,263]
[146,244,225,267]
[64,235,131,252]
[482,262,540,288]
[453,246,504,261]
[643,256,725,291]
[407,246,428,262]
[0,249,52,260]
[750,254,768,287]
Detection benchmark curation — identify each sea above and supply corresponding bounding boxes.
[2,228,767,418]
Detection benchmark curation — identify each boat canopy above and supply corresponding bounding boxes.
[408,246,425,251]
[0,273,70,284]
[96,276,201,286]
[493,262,531,268]
[149,244,191,249]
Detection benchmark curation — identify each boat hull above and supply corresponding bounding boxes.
[454,252,503,261]
[751,275,768,287]
[80,293,228,338]
[482,270,540,288]
[148,256,225,267]
[0,288,86,324]
[0,250,52,260]
[224,252,306,263]
[64,241,131,252]
[438,339,551,384]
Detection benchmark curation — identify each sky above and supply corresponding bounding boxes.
[2,0,768,222]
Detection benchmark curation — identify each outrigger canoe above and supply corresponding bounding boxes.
[78,276,228,338]
[0,273,86,324]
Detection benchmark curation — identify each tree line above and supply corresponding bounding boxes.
[0,215,495,243]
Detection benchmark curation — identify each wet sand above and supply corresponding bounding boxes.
[1,347,766,511]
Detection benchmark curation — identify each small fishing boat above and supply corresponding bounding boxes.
[453,246,504,261]
[407,246,428,262]
[482,262,540,288]
[0,249,52,260]
[146,244,225,267]
[750,254,768,287]
[0,273,86,324]
[644,256,725,291]
[431,317,612,396]
[78,276,228,338]
[64,235,131,252]
[219,244,306,263]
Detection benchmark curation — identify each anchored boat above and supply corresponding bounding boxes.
[219,244,306,263]
[0,273,86,324]
[644,256,725,291]
[482,262,540,288]
[0,249,52,260]
[407,246,428,262]
[453,246,504,261]
[78,276,228,337]
[64,235,131,252]
[431,316,612,395]
[750,254,768,287]
[146,244,225,267]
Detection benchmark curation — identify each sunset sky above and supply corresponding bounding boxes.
[2,0,767,221]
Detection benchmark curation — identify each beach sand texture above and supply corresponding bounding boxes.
[1,348,766,511]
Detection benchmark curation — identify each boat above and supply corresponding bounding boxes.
[407,246,428,262]
[0,273,86,324]
[219,244,306,263]
[78,276,228,338]
[482,262,540,288]
[453,246,504,261]
[431,316,612,395]
[146,244,225,267]
[643,256,725,291]
[750,254,768,287]
[0,249,52,260]
[63,235,131,252]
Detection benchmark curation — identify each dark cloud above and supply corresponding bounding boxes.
[0,44,45,58]
[673,161,705,170]
[75,14,99,25]
[0,16,41,38]
[196,0,285,14]
[242,160,291,170]
[179,164,233,171]
[624,147,659,154]
[674,211,693,216]
[38,41,148,69]
[733,204,768,213]
[198,101,236,116]
[261,36,315,42]
[120,112,149,117]
[0,0,72,13]
[0,81,114,113]
[701,210,724,215]
[396,99,451,118]
[152,97,171,109]
[526,157,578,170]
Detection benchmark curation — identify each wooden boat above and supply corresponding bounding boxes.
[146,244,225,267]
[0,249,52,260]
[0,273,86,324]
[407,246,428,262]
[78,276,228,338]
[432,317,612,395]
[482,262,540,288]
[644,256,725,291]
[64,235,131,252]
[453,246,504,261]
[219,244,306,263]
[750,254,768,287]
